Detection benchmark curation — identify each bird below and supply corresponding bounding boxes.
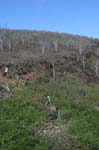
[45,96,52,106]
[46,107,60,122]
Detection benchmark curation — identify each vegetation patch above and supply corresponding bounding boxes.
[0,79,99,149]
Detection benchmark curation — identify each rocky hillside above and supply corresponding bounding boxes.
[0,29,99,81]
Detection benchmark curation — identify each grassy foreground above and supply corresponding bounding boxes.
[0,78,99,150]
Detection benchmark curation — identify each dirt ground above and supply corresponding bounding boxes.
[0,71,37,84]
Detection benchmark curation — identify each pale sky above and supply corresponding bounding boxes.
[0,0,99,38]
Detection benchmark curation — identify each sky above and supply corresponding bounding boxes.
[0,0,99,38]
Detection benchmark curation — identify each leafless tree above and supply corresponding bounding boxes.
[76,55,79,63]
[82,56,86,70]
[79,46,86,70]
[94,59,99,79]
[41,45,45,55]
[53,40,58,51]
[0,38,3,50]
[40,41,46,55]
[52,63,55,80]
[3,29,12,50]
[79,47,83,55]
[96,48,99,57]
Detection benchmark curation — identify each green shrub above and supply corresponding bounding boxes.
[36,74,49,84]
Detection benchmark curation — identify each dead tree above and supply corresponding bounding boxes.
[76,54,79,63]
[40,41,46,55]
[41,45,45,55]
[79,46,86,70]
[0,29,4,51]
[82,56,85,70]
[76,47,82,63]
[94,59,99,79]
[53,40,58,51]
[52,63,55,80]
[96,48,99,57]
[3,29,12,50]
[79,47,83,55]
[0,38,3,50]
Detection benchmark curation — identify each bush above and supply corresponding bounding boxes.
[36,74,49,84]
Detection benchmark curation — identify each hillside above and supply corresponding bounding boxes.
[0,29,99,81]
[0,79,99,150]
[0,29,99,150]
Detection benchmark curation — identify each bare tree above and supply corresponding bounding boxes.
[79,47,83,55]
[0,37,3,50]
[76,55,79,63]
[82,56,85,70]
[41,45,45,55]
[79,46,86,70]
[40,41,46,55]
[53,40,58,51]
[94,59,99,79]
[96,48,99,57]
[52,63,55,80]
[0,27,4,51]
[3,29,12,50]
[76,46,83,63]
